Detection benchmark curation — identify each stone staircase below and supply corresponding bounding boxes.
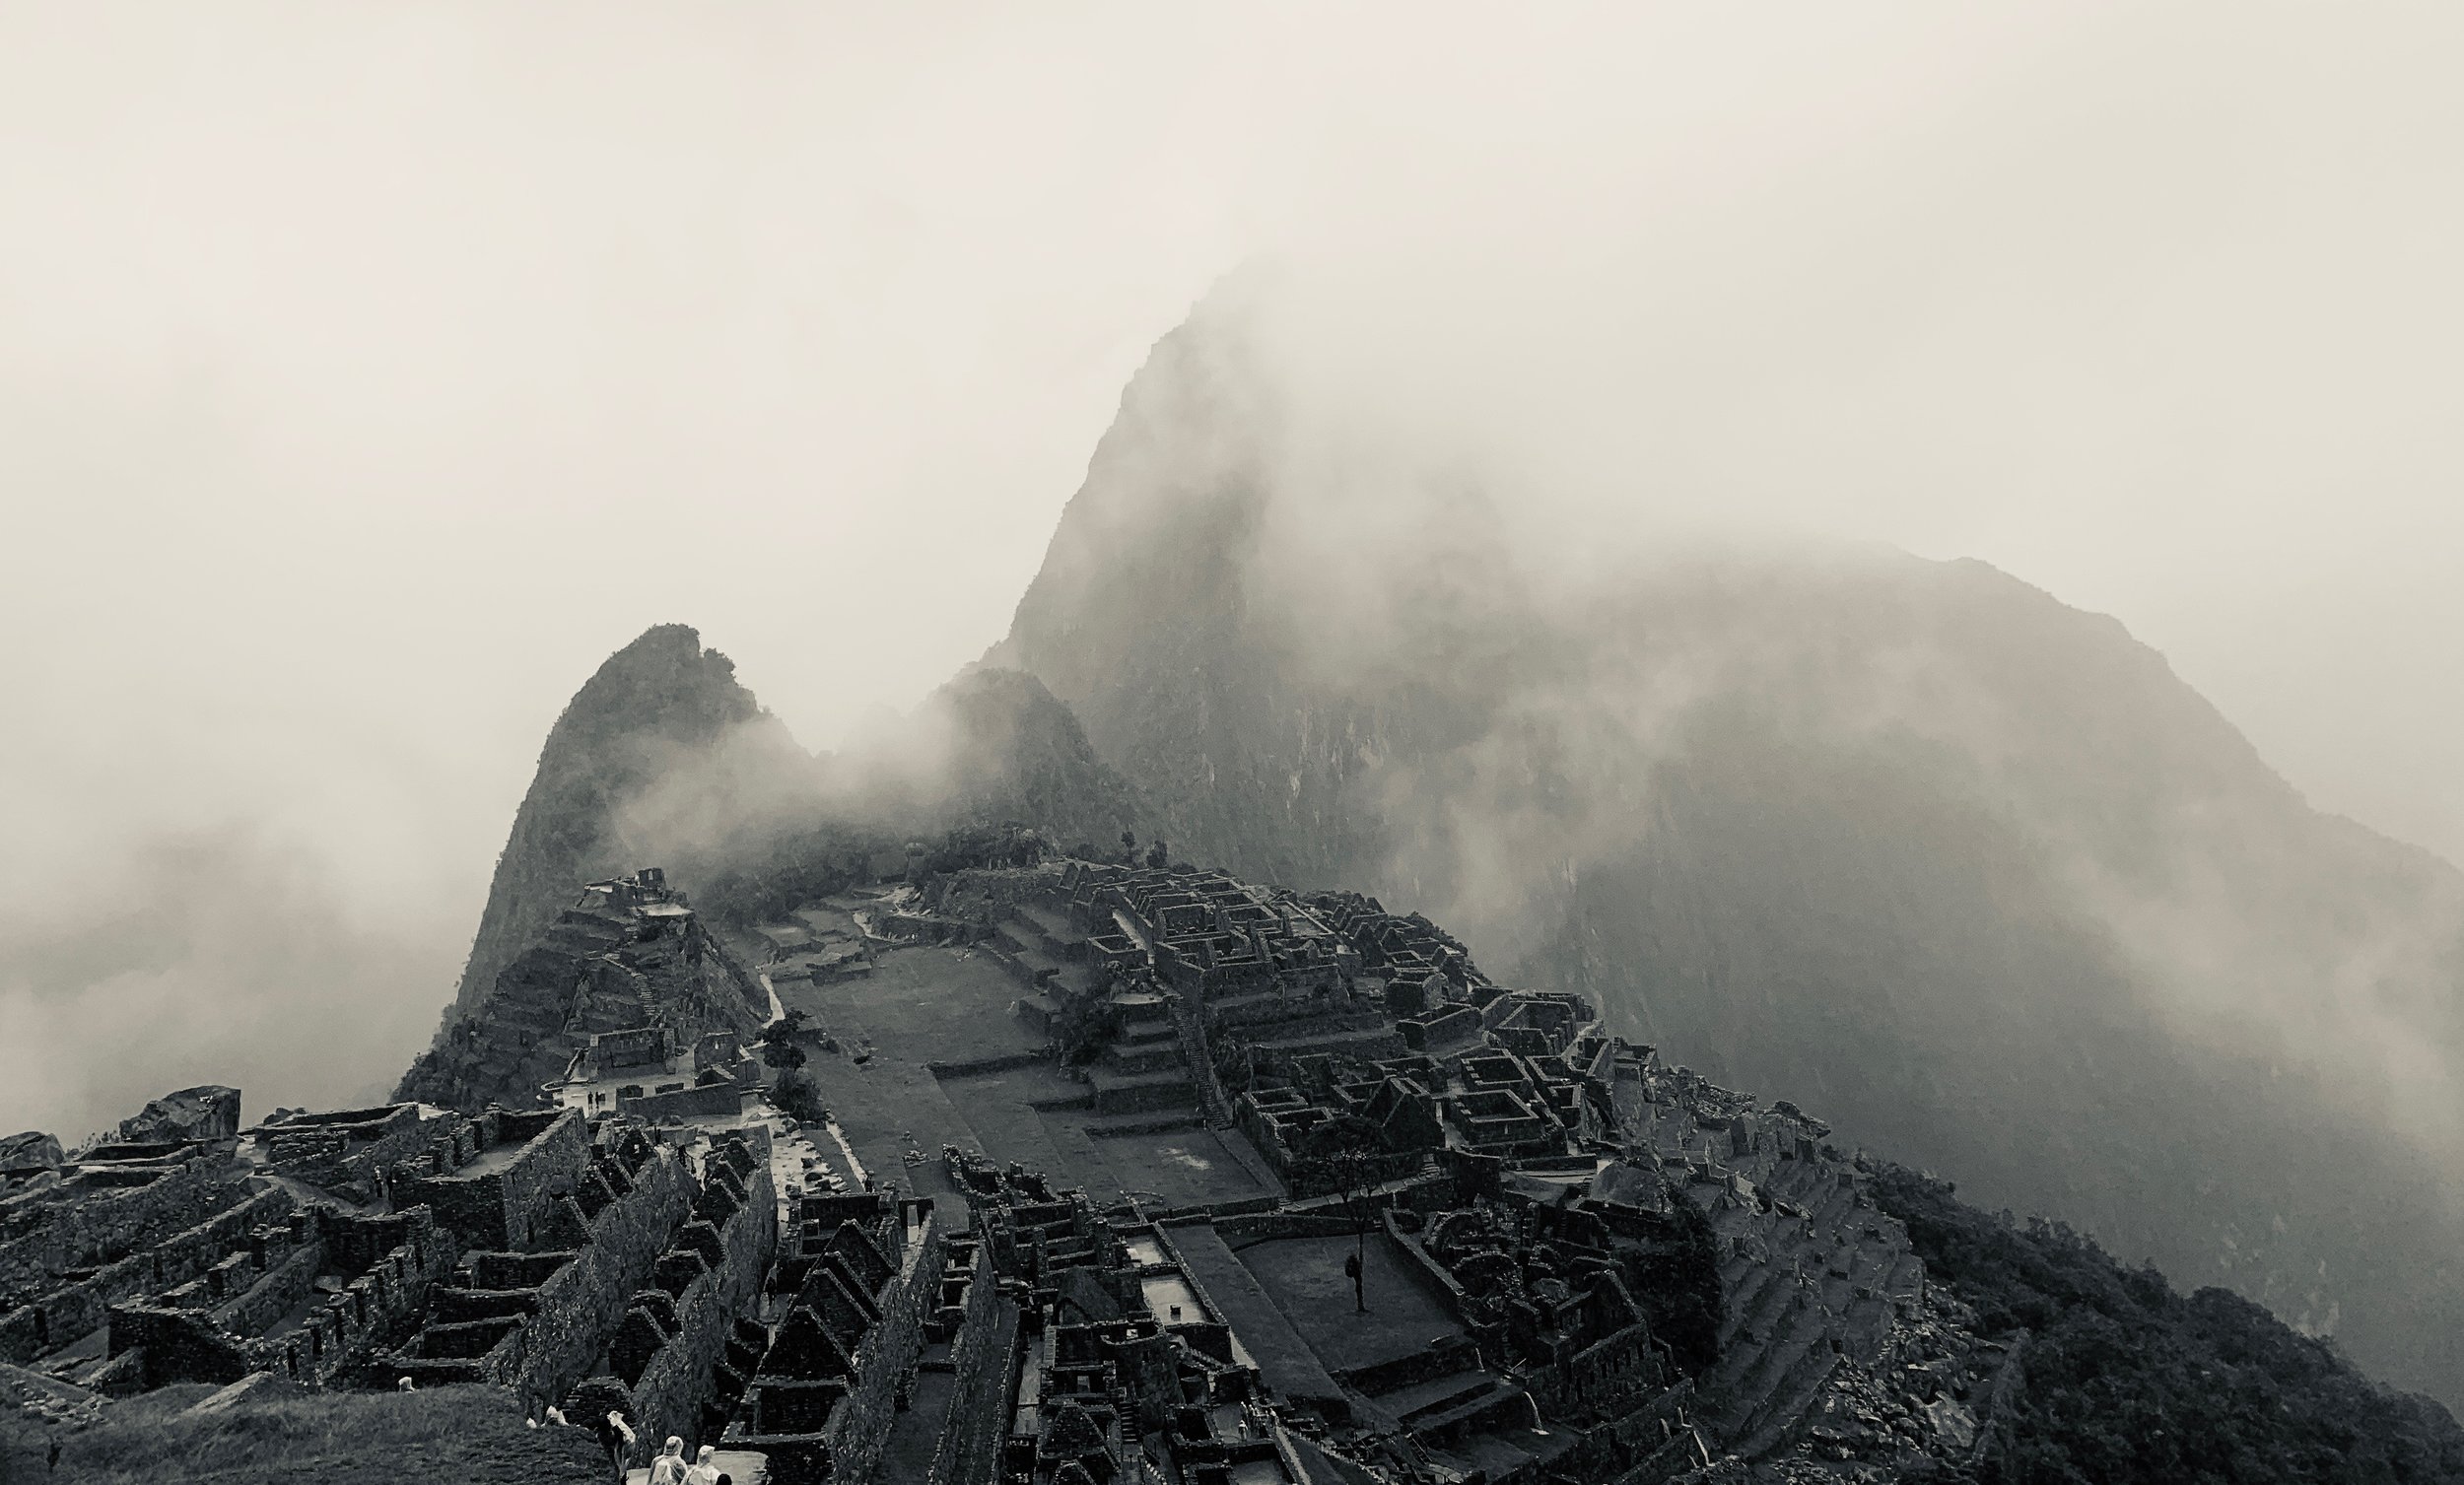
[1344,1343,1542,1475]
[1101,1020,1188,1076]
[1085,996,1200,1116]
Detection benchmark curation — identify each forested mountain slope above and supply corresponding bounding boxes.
[989,309,2464,1405]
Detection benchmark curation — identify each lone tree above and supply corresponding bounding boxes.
[1299,1114,1387,1313]
[759,1009,810,1071]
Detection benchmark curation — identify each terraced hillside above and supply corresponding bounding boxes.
[399,871,769,1114]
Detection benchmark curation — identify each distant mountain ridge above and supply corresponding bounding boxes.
[989,308,2464,1405]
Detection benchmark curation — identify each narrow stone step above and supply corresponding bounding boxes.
[1403,1379,1530,1439]
[1100,1043,1188,1076]
[1362,1365,1497,1414]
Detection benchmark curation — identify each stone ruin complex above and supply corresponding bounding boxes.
[897,858,2006,1482]
[399,868,774,1115]
[0,847,2029,1483]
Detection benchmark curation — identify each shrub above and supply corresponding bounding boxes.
[771,1066,828,1124]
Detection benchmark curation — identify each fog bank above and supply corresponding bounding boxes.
[6,3,2464,1138]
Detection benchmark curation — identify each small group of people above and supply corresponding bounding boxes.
[645,1435,730,1485]
[572,1400,736,1485]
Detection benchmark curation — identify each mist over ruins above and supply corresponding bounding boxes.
[10,8,2464,1485]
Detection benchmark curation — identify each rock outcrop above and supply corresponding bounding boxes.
[447,625,1146,1000]
[989,300,2464,1405]
[0,1134,62,1176]
[114,1087,241,1145]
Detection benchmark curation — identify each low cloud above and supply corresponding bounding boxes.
[0,829,454,1143]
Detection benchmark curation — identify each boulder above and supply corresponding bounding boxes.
[0,1131,63,1174]
[117,1086,243,1144]
[181,1370,307,1417]
[1923,1394,1979,1451]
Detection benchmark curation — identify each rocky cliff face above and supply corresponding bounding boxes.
[916,666,1144,852]
[992,310,2464,1404]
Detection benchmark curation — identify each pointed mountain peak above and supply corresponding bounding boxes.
[442,624,795,1025]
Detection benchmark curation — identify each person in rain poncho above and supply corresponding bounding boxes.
[684,1444,722,1485]
[602,1412,639,1484]
[648,1436,689,1485]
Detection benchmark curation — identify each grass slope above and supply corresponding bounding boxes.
[0,1384,605,1485]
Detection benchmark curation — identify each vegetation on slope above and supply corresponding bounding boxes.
[1874,1168,2464,1484]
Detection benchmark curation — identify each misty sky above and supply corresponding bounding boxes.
[4,2,2462,1140]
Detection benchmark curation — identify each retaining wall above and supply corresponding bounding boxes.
[625,1153,778,1447]
[0,1159,227,1309]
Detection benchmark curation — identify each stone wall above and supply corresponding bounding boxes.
[733,1204,941,1485]
[1379,1213,1474,1326]
[619,1083,745,1122]
[0,1158,228,1310]
[105,1203,454,1390]
[590,1027,670,1072]
[1213,1212,1368,1247]
[381,1136,696,1401]
[516,1142,691,1403]
[105,1301,253,1388]
[1522,1319,1664,1426]
[212,1243,323,1338]
[622,1145,777,1447]
[0,1182,291,1365]
[318,1206,431,1282]
[397,1109,590,1251]
[822,1211,940,1485]
[264,1105,434,1199]
[924,1236,1006,1485]
[274,1206,457,1386]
